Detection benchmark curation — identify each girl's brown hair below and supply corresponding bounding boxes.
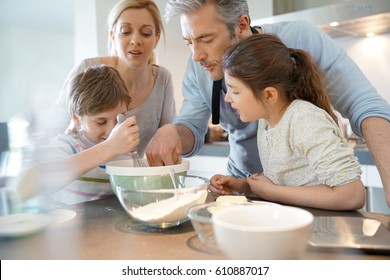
[222,34,338,123]
[67,65,131,116]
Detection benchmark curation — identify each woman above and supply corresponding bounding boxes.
[60,0,176,157]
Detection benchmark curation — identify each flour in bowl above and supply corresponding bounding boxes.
[130,190,208,223]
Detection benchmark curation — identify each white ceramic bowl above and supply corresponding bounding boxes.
[212,204,314,259]
[187,200,280,249]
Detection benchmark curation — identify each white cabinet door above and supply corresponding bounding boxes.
[365,165,383,188]
[187,156,228,179]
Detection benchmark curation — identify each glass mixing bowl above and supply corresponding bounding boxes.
[106,160,208,228]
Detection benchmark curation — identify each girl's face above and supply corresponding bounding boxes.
[111,8,160,67]
[73,103,127,144]
[224,73,267,122]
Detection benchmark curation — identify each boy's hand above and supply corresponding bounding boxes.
[108,116,140,156]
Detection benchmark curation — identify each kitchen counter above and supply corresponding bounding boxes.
[1,195,389,260]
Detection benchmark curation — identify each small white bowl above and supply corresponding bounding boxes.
[212,204,314,259]
[187,200,280,248]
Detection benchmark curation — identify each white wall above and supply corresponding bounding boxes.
[334,33,390,104]
[1,0,389,136]
[73,0,117,62]
[0,26,74,132]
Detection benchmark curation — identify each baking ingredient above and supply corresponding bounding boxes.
[216,195,248,203]
[130,189,208,223]
[208,195,249,214]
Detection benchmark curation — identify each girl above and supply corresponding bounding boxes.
[209,34,365,211]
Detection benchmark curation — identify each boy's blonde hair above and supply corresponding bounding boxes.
[67,65,131,116]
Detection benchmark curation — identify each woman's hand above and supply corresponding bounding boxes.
[209,174,247,197]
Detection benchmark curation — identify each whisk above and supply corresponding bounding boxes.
[116,114,147,167]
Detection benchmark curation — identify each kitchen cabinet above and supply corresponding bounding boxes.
[188,155,228,179]
[365,165,383,188]
[359,159,390,214]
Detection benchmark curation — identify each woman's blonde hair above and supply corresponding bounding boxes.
[107,0,165,64]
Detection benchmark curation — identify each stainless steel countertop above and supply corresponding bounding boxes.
[1,195,389,260]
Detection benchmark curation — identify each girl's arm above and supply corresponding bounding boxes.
[247,174,365,211]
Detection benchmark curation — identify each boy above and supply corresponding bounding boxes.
[15,65,140,204]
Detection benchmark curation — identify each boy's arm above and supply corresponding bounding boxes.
[247,174,365,211]
[15,117,139,201]
[15,140,124,201]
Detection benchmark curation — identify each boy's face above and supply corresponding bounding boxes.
[74,103,128,144]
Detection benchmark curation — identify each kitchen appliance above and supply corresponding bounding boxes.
[253,0,390,37]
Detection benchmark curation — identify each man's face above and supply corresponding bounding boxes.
[180,4,238,80]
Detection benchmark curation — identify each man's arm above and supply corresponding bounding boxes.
[361,117,390,207]
[176,124,195,155]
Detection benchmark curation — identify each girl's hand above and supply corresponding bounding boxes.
[246,173,275,197]
[209,174,246,197]
[107,116,140,156]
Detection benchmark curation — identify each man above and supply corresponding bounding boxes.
[145,0,390,207]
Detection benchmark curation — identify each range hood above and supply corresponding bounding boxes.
[252,0,390,37]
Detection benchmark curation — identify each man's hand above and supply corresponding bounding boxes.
[145,124,183,166]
